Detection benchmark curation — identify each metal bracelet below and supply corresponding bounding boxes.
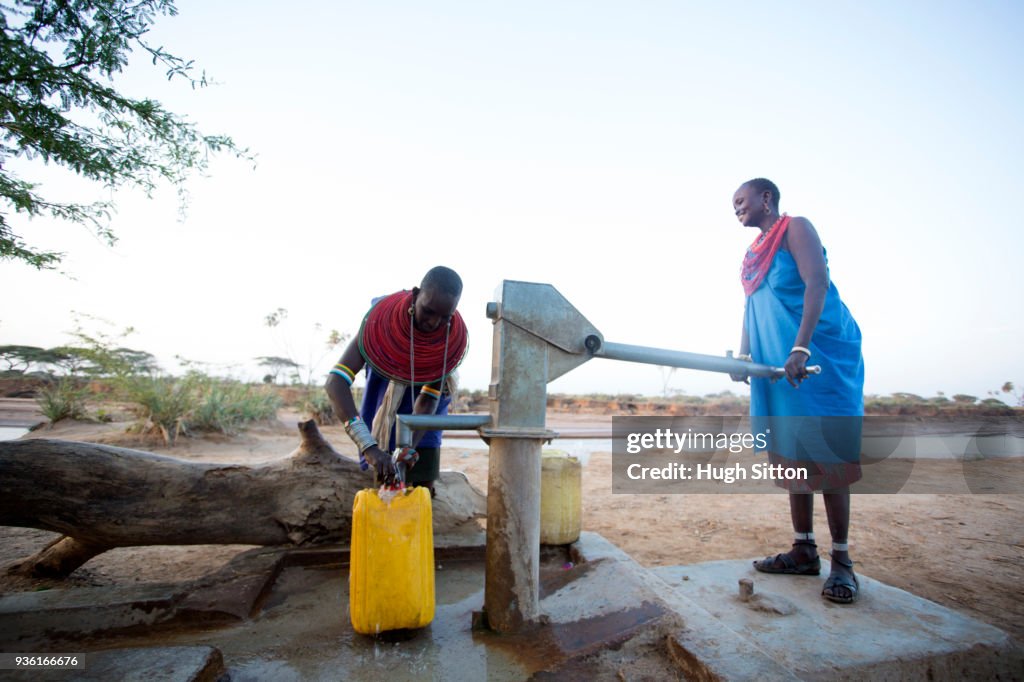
[344,417,378,454]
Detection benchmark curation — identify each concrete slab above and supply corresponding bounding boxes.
[0,646,224,682]
[0,547,286,648]
[73,646,224,682]
[0,533,680,680]
[148,534,676,680]
[3,535,1019,680]
[546,532,668,626]
[0,583,184,648]
[657,585,802,681]
[653,560,1024,681]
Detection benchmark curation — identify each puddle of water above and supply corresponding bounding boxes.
[0,427,28,441]
[474,599,665,672]
[247,560,530,681]
[68,548,614,681]
[125,560,531,681]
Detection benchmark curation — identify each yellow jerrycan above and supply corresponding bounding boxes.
[349,485,435,634]
[540,451,582,545]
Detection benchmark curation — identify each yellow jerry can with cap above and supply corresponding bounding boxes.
[349,486,435,634]
[540,451,582,545]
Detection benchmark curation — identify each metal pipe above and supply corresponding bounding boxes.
[395,413,491,448]
[589,338,820,378]
[485,436,541,632]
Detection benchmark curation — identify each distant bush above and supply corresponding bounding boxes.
[700,392,748,415]
[122,373,281,443]
[979,398,1014,411]
[189,377,281,435]
[578,392,642,402]
[889,393,927,404]
[456,388,488,411]
[35,378,88,423]
[302,388,337,426]
[122,375,195,443]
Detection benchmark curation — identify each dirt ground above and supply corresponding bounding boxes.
[2,408,1023,651]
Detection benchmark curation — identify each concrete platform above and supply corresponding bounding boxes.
[67,646,224,682]
[0,646,225,682]
[1,534,1021,680]
[0,534,681,680]
[653,560,1023,681]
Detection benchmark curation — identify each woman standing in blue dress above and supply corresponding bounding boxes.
[731,178,865,604]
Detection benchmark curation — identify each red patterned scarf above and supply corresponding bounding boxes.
[741,214,791,297]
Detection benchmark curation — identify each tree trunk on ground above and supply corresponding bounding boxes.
[0,420,485,578]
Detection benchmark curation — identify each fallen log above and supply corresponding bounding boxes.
[0,420,485,578]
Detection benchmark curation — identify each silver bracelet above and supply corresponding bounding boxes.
[344,416,378,453]
[790,345,811,358]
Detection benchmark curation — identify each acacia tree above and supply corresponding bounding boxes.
[1,0,248,269]
[262,307,349,386]
[256,355,300,385]
[0,344,43,371]
[0,344,81,373]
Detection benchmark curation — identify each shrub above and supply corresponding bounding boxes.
[890,393,927,405]
[190,378,281,434]
[701,392,748,415]
[120,373,282,442]
[979,398,1015,414]
[122,375,194,443]
[35,378,88,423]
[302,389,338,426]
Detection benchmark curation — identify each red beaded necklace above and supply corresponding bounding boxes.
[358,290,468,384]
[740,213,791,296]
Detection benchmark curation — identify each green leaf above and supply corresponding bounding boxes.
[1,0,252,269]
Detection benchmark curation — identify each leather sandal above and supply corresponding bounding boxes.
[753,541,821,576]
[822,553,859,604]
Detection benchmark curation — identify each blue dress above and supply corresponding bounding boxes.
[746,248,864,478]
[360,366,450,451]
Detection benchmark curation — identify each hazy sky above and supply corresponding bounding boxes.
[2,1,1022,401]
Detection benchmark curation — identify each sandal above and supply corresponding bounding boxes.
[822,554,859,604]
[753,541,821,576]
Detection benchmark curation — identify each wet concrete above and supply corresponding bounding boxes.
[1,534,1021,680]
[0,535,678,680]
[152,559,529,681]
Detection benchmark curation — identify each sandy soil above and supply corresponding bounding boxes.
[2,409,1023,649]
